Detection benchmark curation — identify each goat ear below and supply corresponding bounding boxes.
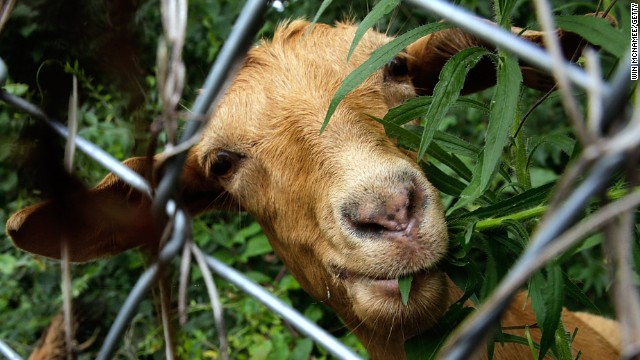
[402,15,610,95]
[6,153,222,262]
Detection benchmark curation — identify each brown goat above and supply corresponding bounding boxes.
[7,19,620,359]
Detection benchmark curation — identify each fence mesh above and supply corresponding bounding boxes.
[0,0,637,359]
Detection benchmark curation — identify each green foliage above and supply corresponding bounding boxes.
[347,0,401,61]
[320,0,632,359]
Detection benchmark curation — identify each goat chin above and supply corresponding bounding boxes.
[346,270,448,336]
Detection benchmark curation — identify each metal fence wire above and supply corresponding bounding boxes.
[0,0,638,359]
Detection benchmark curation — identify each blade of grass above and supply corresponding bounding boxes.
[347,0,400,61]
[308,0,334,34]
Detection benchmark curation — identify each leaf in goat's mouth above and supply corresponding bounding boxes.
[398,275,413,305]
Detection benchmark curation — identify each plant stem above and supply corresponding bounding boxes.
[475,206,546,230]
[474,186,639,230]
[513,108,532,191]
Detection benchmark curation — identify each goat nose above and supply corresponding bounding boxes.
[342,184,420,236]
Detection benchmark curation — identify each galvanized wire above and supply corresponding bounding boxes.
[405,0,610,96]
[439,152,626,360]
[0,0,363,358]
[96,203,186,360]
[0,57,6,86]
[203,254,363,360]
[402,0,636,357]
[0,90,152,197]
[152,0,269,218]
[0,340,21,360]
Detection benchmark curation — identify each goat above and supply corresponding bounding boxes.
[7,17,620,360]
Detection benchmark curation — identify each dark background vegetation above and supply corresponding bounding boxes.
[0,0,633,359]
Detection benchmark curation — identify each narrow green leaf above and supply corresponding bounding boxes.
[385,97,435,126]
[322,22,454,133]
[542,265,564,360]
[555,15,626,57]
[372,115,476,187]
[427,140,473,182]
[375,116,475,182]
[384,96,489,127]
[433,131,482,160]
[561,272,601,314]
[416,47,492,160]
[527,132,576,169]
[399,275,413,305]
[479,238,499,299]
[421,162,467,197]
[458,52,522,208]
[461,183,554,220]
[308,0,334,34]
[531,265,565,360]
[480,53,521,190]
[347,0,400,61]
[495,0,517,27]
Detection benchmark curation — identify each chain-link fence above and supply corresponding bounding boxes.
[0,0,637,359]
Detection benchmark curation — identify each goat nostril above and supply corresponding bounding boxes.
[342,184,421,236]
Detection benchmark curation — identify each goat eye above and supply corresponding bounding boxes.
[385,56,409,78]
[211,151,242,178]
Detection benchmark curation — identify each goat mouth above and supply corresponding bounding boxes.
[330,264,434,298]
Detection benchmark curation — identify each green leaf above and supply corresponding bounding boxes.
[384,96,489,127]
[417,47,492,160]
[530,265,564,360]
[3,83,29,96]
[372,116,474,181]
[347,0,400,61]
[527,132,576,169]
[232,222,263,244]
[322,22,454,132]
[461,183,554,221]
[425,135,474,181]
[0,254,17,275]
[555,15,626,57]
[433,131,482,160]
[562,271,600,314]
[399,275,413,305]
[495,0,517,27]
[249,340,273,360]
[240,234,272,262]
[291,338,314,360]
[458,52,522,208]
[308,0,334,34]
[421,162,467,197]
